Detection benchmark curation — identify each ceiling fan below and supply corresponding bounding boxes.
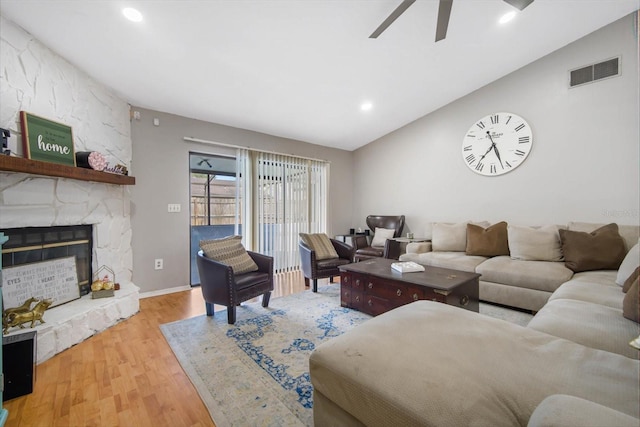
[369,0,534,41]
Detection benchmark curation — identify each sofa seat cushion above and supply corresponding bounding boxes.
[413,251,487,272]
[309,301,640,427]
[527,395,640,427]
[528,299,640,359]
[549,280,624,309]
[568,270,618,286]
[476,256,573,293]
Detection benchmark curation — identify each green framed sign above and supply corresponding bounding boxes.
[20,111,76,166]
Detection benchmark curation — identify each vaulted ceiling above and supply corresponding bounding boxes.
[1,1,638,151]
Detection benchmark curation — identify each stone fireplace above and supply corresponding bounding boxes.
[1,15,138,363]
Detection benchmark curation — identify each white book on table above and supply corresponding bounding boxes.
[391,261,425,273]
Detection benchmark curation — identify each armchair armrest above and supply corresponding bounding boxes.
[248,250,274,275]
[352,235,369,250]
[331,238,354,260]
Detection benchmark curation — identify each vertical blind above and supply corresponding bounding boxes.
[236,149,328,272]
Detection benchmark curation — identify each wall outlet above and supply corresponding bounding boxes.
[154,259,163,270]
[167,204,181,213]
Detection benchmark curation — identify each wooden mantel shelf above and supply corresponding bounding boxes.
[0,156,135,185]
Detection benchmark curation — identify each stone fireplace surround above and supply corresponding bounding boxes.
[1,15,139,363]
[0,174,140,364]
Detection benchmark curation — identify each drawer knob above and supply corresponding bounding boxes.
[460,295,470,306]
[412,293,418,301]
[368,299,373,306]
[355,279,360,286]
[368,282,373,289]
[396,289,402,297]
[355,296,360,302]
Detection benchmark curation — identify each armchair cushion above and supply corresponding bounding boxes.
[199,235,258,275]
[299,233,339,260]
[371,227,396,247]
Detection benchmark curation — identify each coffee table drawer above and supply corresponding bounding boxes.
[365,277,423,304]
[364,295,393,316]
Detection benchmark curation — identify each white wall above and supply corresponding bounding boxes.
[353,13,639,235]
[130,108,353,294]
[0,16,134,283]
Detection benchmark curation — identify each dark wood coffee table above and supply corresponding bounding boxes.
[339,258,479,316]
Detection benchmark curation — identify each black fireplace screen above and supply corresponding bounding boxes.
[1,225,93,295]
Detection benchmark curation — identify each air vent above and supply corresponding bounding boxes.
[570,57,620,88]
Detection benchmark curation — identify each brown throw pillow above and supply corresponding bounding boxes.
[466,222,510,257]
[200,235,259,275]
[559,223,627,273]
[623,267,640,293]
[623,278,639,323]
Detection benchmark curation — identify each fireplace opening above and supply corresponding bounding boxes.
[1,225,93,296]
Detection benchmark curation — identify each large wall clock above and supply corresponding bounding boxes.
[462,112,533,176]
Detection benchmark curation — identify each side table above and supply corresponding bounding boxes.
[386,237,430,260]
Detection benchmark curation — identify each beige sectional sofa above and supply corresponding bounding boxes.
[399,221,639,311]
[309,221,640,426]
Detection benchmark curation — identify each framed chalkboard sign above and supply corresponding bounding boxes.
[2,256,80,309]
[20,111,76,166]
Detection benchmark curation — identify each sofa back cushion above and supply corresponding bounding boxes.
[559,224,627,272]
[299,233,339,260]
[432,221,489,252]
[508,225,563,262]
[200,235,259,275]
[465,222,509,257]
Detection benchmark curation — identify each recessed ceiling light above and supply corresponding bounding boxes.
[360,102,373,112]
[123,7,143,23]
[499,11,516,24]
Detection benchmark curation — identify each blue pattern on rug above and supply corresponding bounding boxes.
[226,306,358,409]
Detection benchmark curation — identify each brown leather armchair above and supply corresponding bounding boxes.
[353,215,406,261]
[299,238,354,293]
[196,250,274,324]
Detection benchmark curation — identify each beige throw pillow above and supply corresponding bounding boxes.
[432,221,489,252]
[466,222,510,257]
[559,223,627,273]
[200,235,259,275]
[299,233,339,260]
[508,225,563,261]
[371,227,395,247]
[616,240,639,286]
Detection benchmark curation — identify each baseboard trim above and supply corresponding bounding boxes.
[139,285,192,299]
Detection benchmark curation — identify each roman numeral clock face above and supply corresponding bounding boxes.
[462,112,533,176]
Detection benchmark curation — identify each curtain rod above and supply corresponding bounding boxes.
[183,136,329,163]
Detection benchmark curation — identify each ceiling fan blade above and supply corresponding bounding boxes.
[435,0,453,42]
[369,0,416,39]
[503,0,534,11]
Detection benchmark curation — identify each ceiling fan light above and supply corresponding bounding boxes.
[499,11,516,24]
[123,7,143,23]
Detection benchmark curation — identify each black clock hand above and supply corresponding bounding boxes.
[486,131,504,169]
[478,143,494,162]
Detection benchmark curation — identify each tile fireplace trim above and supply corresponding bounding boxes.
[3,282,140,364]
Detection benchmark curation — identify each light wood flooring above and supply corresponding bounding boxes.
[4,271,324,427]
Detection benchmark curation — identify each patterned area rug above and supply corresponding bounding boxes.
[160,285,532,426]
